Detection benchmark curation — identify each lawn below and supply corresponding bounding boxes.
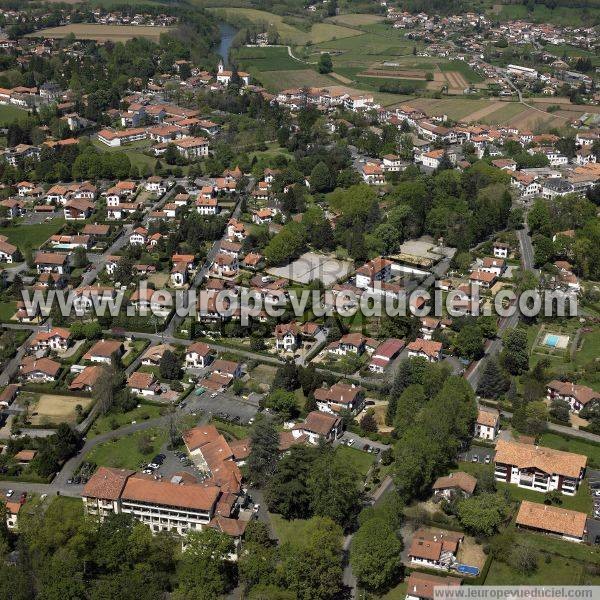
[270,514,326,546]
[0,104,28,126]
[86,428,167,470]
[212,417,250,441]
[485,553,585,585]
[437,59,484,83]
[0,218,65,251]
[326,14,385,27]
[336,445,375,479]
[208,7,361,45]
[0,301,16,322]
[480,102,529,125]
[89,402,165,437]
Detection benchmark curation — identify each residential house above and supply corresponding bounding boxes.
[141,344,175,367]
[405,573,461,600]
[516,501,586,543]
[274,322,301,352]
[361,162,386,185]
[19,357,61,382]
[493,242,510,259]
[432,472,477,499]
[355,257,392,289]
[408,529,463,570]
[480,257,506,277]
[475,408,500,440]
[127,371,159,397]
[407,339,442,362]
[546,380,600,413]
[292,411,343,445]
[129,227,148,245]
[30,327,71,352]
[368,338,405,373]
[185,342,213,369]
[83,340,124,364]
[314,383,365,415]
[69,365,103,392]
[34,252,69,275]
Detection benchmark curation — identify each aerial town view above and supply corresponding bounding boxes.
[0,0,598,597]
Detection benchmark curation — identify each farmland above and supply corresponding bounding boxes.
[233,46,307,73]
[208,7,361,45]
[26,23,174,42]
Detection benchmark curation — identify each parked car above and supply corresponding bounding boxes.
[5,490,13,498]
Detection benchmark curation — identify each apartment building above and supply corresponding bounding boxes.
[494,440,587,495]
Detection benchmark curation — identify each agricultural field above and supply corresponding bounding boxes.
[26,393,94,426]
[254,69,336,91]
[325,13,385,27]
[208,8,361,45]
[233,46,307,73]
[0,104,28,126]
[494,3,600,27]
[26,23,173,42]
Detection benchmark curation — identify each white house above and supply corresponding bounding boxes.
[474,408,499,440]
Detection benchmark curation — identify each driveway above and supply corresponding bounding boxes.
[334,431,390,454]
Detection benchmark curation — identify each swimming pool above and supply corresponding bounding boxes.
[545,334,559,348]
[455,564,480,576]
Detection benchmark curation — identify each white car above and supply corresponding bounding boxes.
[347,439,355,446]
[211,392,218,398]
[5,490,13,498]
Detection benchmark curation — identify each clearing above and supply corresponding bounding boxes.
[27,24,173,42]
[28,393,94,426]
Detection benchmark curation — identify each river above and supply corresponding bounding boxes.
[217,21,238,67]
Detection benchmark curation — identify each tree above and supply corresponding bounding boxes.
[456,493,509,536]
[159,350,181,380]
[350,517,403,592]
[174,528,234,600]
[393,384,426,432]
[310,161,334,193]
[476,357,509,399]
[93,364,117,415]
[265,388,298,420]
[247,416,280,487]
[307,449,362,527]
[272,361,299,392]
[72,246,88,268]
[549,398,570,423]
[360,410,377,433]
[501,329,529,375]
[454,324,485,360]
[266,445,318,519]
[510,545,538,575]
[238,521,276,592]
[276,516,343,600]
[317,53,333,74]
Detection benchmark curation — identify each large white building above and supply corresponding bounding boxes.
[494,440,587,496]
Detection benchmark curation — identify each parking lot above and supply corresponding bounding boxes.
[183,391,259,425]
[459,445,495,465]
[588,469,600,521]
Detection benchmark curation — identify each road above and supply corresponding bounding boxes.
[164,178,253,336]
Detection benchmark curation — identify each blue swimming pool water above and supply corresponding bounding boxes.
[545,335,559,347]
[456,564,480,576]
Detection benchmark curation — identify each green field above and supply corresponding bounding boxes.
[0,104,28,126]
[326,14,385,27]
[209,7,361,45]
[480,102,528,124]
[234,46,308,73]
[438,59,484,84]
[253,68,336,92]
[0,218,65,251]
[86,428,167,470]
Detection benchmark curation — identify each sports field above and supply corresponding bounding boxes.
[208,8,361,45]
[28,393,93,425]
[27,24,174,42]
